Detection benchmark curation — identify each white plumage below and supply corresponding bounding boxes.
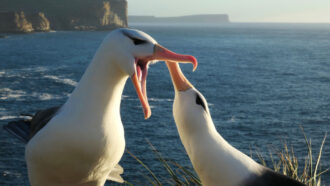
[24,28,197,186]
[166,62,305,186]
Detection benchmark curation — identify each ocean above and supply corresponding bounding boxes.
[0,23,329,185]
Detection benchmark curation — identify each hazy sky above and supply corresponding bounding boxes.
[127,0,330,23]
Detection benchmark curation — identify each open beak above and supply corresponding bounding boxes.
[131,44,197,119]
[166,61,193,92]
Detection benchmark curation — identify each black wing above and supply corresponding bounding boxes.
[4,106,61,143]
[243,168,306,186]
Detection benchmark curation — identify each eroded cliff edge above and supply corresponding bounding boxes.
[0,0,128,33]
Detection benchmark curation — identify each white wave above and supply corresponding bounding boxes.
[0,87,65,101]
[2,170,21,178]
[0,115,19,120]
[136,105,156,109]
[122,95,129,98]
[123,97,173,102]
[44,75,78,86]
[33,66,49,72]
[1,67,49,78]
[228,116,236,123]
[31,92,63,101]
[17,66,49,73]
[0,88,26,100]
[125,98,139,101]
[148,98,173,102]
[0,115,31,120]
[0,71,20,78]
[121,95,130,100]
[38,93,59,100]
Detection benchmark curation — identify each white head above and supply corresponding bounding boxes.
[166,62,215,134]
[99,28,198,119]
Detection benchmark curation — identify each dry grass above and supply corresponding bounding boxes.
[254,128,328,186]
[126,141,201,186]
[127,129,328,186]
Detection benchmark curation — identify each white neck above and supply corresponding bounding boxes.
[60,49,128,128]
[173,91,263,186]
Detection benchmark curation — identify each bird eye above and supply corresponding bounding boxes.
[122,30,148,45]
[195,93,206,111]
[131,38,148,45]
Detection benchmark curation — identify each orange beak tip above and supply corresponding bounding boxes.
[193,63,198,72]
[193,65,197,72]
[191,56,198,72]
[144,109,151,119]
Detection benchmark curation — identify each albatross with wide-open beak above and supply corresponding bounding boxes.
[5,28,198,186]
[129,38,197,119]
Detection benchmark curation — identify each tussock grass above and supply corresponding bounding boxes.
[127,129,328,186]
[254,128,328,186]
[127,140,201,185]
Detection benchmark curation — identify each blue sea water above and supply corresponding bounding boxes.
[0,23,329,185]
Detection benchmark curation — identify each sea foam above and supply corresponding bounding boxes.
[31,92,63,100]
[0,115,32,121]
[44,75,78,86]
[0,88,26,100]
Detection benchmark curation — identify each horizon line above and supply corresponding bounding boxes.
[128,14,330,24]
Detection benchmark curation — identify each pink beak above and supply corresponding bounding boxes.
[131,44,197,119]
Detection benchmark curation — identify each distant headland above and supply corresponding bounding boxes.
[0,0,128,34]
[0,0,229,35]
[128,14,230,24]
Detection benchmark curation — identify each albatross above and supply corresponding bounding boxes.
[165,61,306,186]
[5,28,197,186]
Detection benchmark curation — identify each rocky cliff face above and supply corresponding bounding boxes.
[31,12,50,32]
[0,11,49,33]
[0,0,127,33]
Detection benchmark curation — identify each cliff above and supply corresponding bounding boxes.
[128,14,230,24]
[0,0,127,33]
[0,11,50,33]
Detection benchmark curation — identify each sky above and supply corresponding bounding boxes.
[127,0,330,23]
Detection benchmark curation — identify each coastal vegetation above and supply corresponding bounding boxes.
[128,129,328,186]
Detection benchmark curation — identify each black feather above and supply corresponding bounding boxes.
[243,169,306,186]
[195,93,206,111]
[3,106,61,143]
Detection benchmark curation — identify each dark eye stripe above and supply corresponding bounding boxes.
[122,30,148,45]
[132,38,147,45]
[196,93,206,111]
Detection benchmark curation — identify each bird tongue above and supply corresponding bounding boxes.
[137,62,149,108]
[132,61,151,119]
[141,65,148,99]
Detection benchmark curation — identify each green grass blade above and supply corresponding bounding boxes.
[314,133,327,180]
[126,150,162,185]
